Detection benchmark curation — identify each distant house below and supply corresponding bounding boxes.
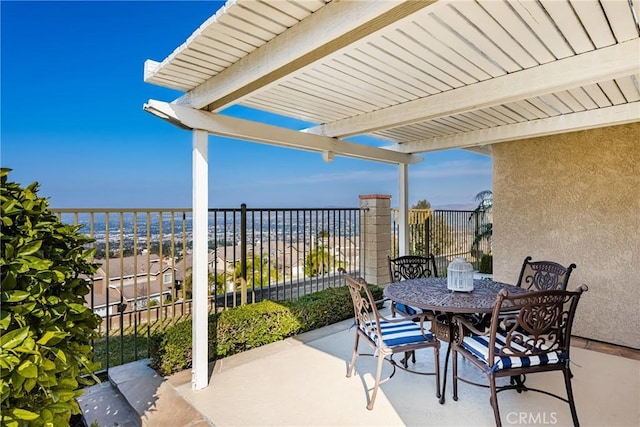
[87,236,360,316]
[210,238,360,282]
[179,251,222,293]
[330,236,360,271]
[90,254,179,317]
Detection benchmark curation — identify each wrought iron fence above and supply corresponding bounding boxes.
[52,206,363,373]
[52,205,490,373]
[208,205,363,305]
[391,209,492,274]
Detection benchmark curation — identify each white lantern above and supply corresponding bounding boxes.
[447,257,474,292]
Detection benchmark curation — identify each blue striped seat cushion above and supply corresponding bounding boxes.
[461,333,565,372]
[394,302,421,316]
[360,319,434,348]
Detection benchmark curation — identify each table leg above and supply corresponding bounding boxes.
[439,342,452,404]
[437,312,454,404]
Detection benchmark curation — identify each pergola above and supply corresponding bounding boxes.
[143,0,640,389]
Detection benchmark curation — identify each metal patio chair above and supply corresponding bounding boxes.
[452,285,588,427]
[485,257,578,390]
[343,273,441,410]
[484,256,578,331]
[388,254,439,365]
[388,254,438,317]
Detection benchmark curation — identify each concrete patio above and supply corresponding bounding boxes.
[80,305,639,427]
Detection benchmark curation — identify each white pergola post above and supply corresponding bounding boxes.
[398,163,409,256]
[192,129,209,390]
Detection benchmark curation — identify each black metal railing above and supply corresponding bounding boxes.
[208,205,363,305]
[391,209,492,274]
[52,206,363,373]
[52,205,489,373]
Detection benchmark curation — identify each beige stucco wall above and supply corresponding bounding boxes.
[492,123,640,349]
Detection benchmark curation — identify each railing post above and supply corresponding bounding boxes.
[426,215,431,257]
[240,203,247,305]
[240,203,247,280]
[359,194,391,286]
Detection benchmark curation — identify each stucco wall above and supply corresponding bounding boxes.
[492,123,640,349]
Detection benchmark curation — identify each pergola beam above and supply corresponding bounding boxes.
[143,99,422,165]
[305,39,640,138]
[390,102,640,153]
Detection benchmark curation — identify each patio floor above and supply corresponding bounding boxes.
[80,304,639,426]
[166,308,639,427]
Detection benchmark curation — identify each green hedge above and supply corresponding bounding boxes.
[150,284,383,376]
[216,300,302,357]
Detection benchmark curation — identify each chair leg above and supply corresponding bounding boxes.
[489,374,502,427]
[347,334,359,378]
[434,346,441,399]
[452,348,458,401]
[400,350,415,368]
[563,368,580,427]
[367,352,386,410]
[510,374,527,392]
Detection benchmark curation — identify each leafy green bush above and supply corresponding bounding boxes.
[0,169,102,426]
[286,285,383,331]
[216,300,301,357]
[149,315,217,377]
[286,287,353,331]
[150,283,383,376]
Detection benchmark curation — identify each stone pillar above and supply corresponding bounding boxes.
[359,194,391,286]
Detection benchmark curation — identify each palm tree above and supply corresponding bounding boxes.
[304,245,334,277]
[183,268,227,298]
[232,254,279,288]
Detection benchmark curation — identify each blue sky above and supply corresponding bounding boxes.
[1,1,492,209]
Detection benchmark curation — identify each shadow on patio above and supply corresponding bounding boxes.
[169,306,639,427]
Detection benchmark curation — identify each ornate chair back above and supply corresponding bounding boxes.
[344,275,383,345]
[388,254,438,282]
[516,256,576,291]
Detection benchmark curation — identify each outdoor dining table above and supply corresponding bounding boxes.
[383,277,529,403]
